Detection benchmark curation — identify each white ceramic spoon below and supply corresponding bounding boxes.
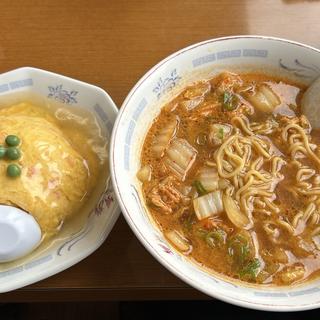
[301,77,320,129]
[0,205,41,262]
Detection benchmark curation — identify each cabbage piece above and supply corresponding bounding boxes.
[245,84,280,113]
[313,234,320,250]
[215,72,243,93]
[165,230,191,252]
[137,165,151,182]
[223,194,250,229]
[193,190,223,220]
[180,96,204,111]
[209,123,232,146]
[181,82,211,111]
[279,264,305,284]
[164,138,197,180]
[192,180,207,196]
[197,167,219,192]
[152,116,178,157]
[183,81,211,99]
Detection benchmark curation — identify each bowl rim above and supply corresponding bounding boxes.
[0,66,121,293]
[110,35,320,312]
[9,66,119,114]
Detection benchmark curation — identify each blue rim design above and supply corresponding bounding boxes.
[48,85,78,104]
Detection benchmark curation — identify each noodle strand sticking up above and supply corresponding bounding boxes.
[215,119,283,223]
[282,122,320,167]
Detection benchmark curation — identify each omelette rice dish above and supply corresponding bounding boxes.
[0,102,101,238]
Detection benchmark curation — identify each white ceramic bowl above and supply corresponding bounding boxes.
[111,36,320,311]
[0,67,120,293]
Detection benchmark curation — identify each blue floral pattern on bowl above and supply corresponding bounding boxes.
[94,188,115,216]
[279,58,320,79]
[48,85,78,104]
[57,182,116,256]
[153,69,181,99]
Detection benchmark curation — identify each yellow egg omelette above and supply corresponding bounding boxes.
[0,102,100,238]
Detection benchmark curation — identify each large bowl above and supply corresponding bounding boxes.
[0,67,120,293]
[111,36,320,311]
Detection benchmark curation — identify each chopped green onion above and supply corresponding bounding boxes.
[228,234,250,265]
[181,213,196,232]
[7,164,21,177]
[6,147,21,160]
[221,91,239,111]
[239,258,261,280]
[227,233,260,280]
[5,135,20,147]
[217,127,224,140]
[223,91,232,104]
[206,230,226,247]
[193,180,207,196]
[197,228,226,248]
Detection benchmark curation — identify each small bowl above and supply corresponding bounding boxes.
[0,67,120,293]
[111,36,320,311]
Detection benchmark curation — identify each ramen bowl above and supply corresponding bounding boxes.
[0,67,120,293]
[111,36,320,311]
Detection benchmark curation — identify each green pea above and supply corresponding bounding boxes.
[5,135,20,147]
[7,164,21,177]
[6,147,21,160]
[0,146,6,158]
